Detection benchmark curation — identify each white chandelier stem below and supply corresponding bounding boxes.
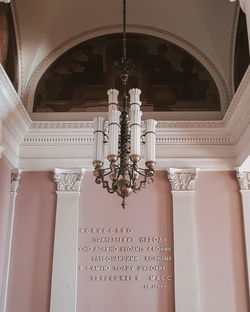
[108,110,121,157]
[145,119,157,163]
[93,117,105,164]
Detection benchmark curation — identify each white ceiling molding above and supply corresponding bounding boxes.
[1,62,250,171]
[22,24,230,117]
[0,65,31,167]
[18,66,250,171]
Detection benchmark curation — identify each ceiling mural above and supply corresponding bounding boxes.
[34,33,220,113]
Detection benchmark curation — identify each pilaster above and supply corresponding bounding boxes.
[50,168,85,312]
[0,169,22,312]
[236,170,250,298]
[168,168,201,312]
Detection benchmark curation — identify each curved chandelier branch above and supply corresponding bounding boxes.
[92,0,157,208]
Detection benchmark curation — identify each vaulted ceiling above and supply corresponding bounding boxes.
[13,0,237,107]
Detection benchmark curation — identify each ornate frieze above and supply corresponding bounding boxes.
[10,169,22,192]
[22,134,231,146]
[236,170,250,190]
[53,168,85,192]
[168,168,198,191]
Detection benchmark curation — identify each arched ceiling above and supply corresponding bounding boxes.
[13,0,237,107]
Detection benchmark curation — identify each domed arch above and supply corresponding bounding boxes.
[24,25,229,114]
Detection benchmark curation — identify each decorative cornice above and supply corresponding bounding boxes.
[30,120,226,130]
[53,168,85,192]
[10,168,22,192]
[22,134,231,146]
[168,168,198,191]
[30,121,93,129]
[236,170,250,190]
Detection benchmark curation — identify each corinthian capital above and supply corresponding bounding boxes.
[236,170,250,190]
[10,169,22,192]
[53,168,85,192]
[168,168,198,191]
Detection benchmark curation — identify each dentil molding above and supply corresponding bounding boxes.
[53,168,85,192]
[168,168,198,191]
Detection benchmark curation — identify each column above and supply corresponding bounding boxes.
[51,168,85,312]
[0,169,22,312]
[236,170,250,296]
[167,168,201,312]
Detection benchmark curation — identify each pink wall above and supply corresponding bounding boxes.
[4,170,249,312]
[0,157,11,292]
[7,172,56,312]
[78,171,174,312]
[196,171,249,312]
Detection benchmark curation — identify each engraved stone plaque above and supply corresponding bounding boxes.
[77,172,174,312]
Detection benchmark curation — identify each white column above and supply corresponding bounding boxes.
[168,168,201,312]
[236,170,250,297]
[51,168,85,312]
[0,169,22,312]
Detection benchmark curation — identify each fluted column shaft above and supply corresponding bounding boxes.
[0,169,22,312]
[50,168,85,312]
[168,168,201,312]
[237,170,250,298]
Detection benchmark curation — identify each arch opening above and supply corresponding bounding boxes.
[34,33,221,113]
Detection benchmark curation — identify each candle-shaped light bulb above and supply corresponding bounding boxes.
[107,89,119,111]
[145,119,157,164]
[93,117,105,166]
[129,88,141,111]
[129,110,142,160]
[108,109,121,160]
[129,88,142,161]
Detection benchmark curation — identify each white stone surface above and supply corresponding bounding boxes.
[0,169,22,312]
[237,170,250,299]
[50,168,84,312]
[168,168,201,312]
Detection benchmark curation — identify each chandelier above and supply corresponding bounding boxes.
[92,0,157,208]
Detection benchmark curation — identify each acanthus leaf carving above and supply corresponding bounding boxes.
[10,169,22,192]
[53,168,85,192]
[168,168,198,191]
[236,170,250,190]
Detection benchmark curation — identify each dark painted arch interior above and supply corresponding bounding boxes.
[34,33,221,113]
